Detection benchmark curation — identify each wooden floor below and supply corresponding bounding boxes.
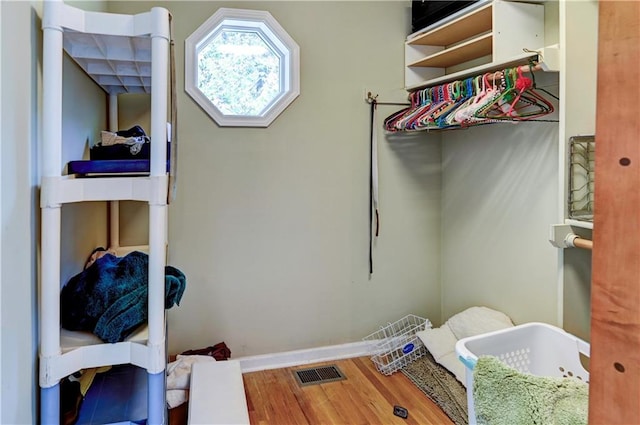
[243,356,454,425]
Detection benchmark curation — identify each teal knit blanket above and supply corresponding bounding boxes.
[61,251,186,343]
[473,356,588,425]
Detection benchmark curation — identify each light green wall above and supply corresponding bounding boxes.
[109,1,443,356]
[1,1,109,422]
[59,50,111,285]
[440,122,561,325]
[3,1,596,421]
[115,93,151,248]
[560,0,598,342]
[2,2,40,422]
[440,0,596,334]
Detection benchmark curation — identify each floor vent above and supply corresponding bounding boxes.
[294,365,346,386]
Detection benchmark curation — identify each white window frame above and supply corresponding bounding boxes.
[185,8,300,127]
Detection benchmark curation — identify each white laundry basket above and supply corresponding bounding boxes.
[455,322,590,425]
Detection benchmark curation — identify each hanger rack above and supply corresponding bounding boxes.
[384,60,557,132]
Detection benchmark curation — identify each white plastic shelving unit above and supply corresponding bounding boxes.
[40,1,170,423]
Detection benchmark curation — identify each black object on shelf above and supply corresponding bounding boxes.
[91,125,151,161]
[411,0,479,33]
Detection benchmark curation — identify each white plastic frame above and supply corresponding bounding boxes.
[185,8,300,127]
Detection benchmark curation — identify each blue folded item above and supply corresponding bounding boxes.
[60,251,186,343]
[67,159,170,175]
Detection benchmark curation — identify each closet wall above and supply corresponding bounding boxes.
[110,1,443,357]
[440,122,560,325]
[59,50,111,283]
[108,0,598,356]
[437,2,562,324]
[1,2,39,422]
[560,0,598,342]
[0,0,599,422]
[112,93,152,249]
[2,1,109,422]
[438,0,597,336]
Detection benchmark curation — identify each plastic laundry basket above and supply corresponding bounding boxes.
[455,322,590,425]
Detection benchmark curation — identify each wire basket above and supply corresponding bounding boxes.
[569,135,595,221]
[363,314,432,375]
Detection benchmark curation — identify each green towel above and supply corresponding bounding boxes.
[473,356,588,425]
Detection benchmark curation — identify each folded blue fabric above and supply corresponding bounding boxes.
[61,251,186,343]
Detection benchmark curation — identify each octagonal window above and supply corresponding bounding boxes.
[185,8,300,127]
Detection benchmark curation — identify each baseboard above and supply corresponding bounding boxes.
[236,341,375,373]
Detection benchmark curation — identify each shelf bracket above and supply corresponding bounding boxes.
[549,224,593,250]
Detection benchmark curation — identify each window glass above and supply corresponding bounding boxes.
[198,30,281,116]
[185,9,300,127]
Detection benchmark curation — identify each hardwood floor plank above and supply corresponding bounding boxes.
[329,360,397,425]
[354,357,452,424]
[336,356,399,424]
[243,357,455,425]
[257,368,312,425]
[319,372,379,425]
[353,357,452,425]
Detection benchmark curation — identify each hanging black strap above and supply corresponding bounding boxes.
[367,94,407,276]
[369,99,377,275]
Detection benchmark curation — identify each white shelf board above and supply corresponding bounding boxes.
[44,1,171,95]
[61,324,149,353]
[113,245,150,257]
[407,32,493,68]
[566,218,594,230]
[407,0,493,41]
[63,31,152,95]
[42,335,152,386]
[41,175,168,205]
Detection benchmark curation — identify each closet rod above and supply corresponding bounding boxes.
[415,62,546,89]
[365,91,409,106]
[483,62,544,82]
[566,234,593,251]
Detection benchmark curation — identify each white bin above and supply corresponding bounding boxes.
[455,322,590,425]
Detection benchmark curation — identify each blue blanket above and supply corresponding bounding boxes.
[61,251,186,343]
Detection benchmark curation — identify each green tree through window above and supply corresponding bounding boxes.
[185,8,300,127]
[198,31,281,116]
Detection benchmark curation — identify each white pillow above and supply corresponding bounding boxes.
[416,324,458,361]
[416,306,514,387]
[446,306,513,340]
[416,323,466,385]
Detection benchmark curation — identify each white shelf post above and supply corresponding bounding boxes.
[147,6,170,424]
[40,0,64,422]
